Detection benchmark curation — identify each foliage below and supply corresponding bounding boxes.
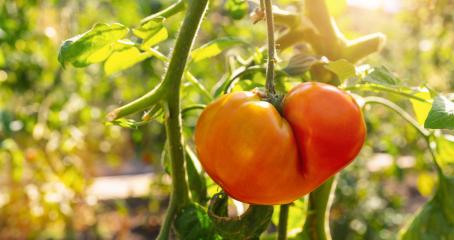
[1,0,454,239]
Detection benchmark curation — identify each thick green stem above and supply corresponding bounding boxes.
[301,177,336,240]
[278,204,290,240]
[264,0,276,96]
[156,0,208,239]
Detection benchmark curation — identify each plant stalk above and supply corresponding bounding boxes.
[156,0,209,239]
[264,0,276,96]
[301,177,336,240]
[141,0,186,23]
[278,204,290,240]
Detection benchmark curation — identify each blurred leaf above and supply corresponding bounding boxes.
[436,135,454,175]
[417,173,436,197]
[410,89,432,125]
[2,139,24,183]
[283,54,320,76]
[185,146,208,205]
[174,203,221,240]
[208,192,274,239]
[400,175,454,239]
[104,42,154,75]
[324,59,356,82]
[58,23,129,67]
[363,66,400,86]
[132,17,168,49]
[191,37,245,62]
[424,95,454,130]
[225,0,249,20]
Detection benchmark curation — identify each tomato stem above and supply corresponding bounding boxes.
[264,0,276,96]
[155,0,209,239]
[301,177,336,240]
[141,0,186,23]
[278,204,290,240]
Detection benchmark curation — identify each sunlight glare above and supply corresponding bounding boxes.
[347,0,401,13]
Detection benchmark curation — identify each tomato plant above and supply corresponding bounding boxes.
[2,0,454,239]
[54,0,454,238]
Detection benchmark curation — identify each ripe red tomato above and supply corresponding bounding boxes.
[283,82,366,194]
[195,91,306,204]
[195,82,366,205]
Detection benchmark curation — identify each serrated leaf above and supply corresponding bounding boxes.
[133,17,168,49]
[175,203,221,240]
[424,95,454,130]
[363,66,400,86]
[58,23,129,67]
[191,37,244,62]
[324,59,356,82]
[104,43,154,75]
[225,0,248,20]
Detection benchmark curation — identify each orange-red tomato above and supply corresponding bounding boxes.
[283,82,366,193]
[195,91,306,204]
[195,82,366,205]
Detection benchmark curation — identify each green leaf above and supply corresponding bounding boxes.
[185,146,208,205]
[174,203,221,240]
[191,37,245,62]
[225,0,249,20]
[400,176,454,239]
[363,66,400,86]
[436,135,454,175]
[208,193,274,240]
[324,59,356,82]
[410,89,433,125]
[416,173,436,197]
[104,41,154,75]
[58,23,129,67]
[132,17,168,49]
[424,95,454,130]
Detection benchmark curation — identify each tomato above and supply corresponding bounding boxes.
[195,91,306,204]
[283,82,366,193]
[195,82,366,205]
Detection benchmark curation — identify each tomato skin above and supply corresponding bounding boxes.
[195,91,306,205]
[195,83,365,205]
[283,82,366,192]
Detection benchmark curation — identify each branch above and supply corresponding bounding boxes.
[300,177,336,240]
[264,0,277,96]
[278,204,290,240]
[141,0,186,23]
[156,0,209,239]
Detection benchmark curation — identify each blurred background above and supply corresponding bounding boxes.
[0,0,453,239]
